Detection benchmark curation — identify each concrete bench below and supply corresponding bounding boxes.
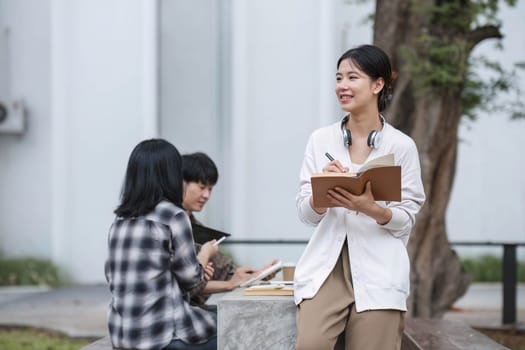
[81,336,111,350]
[82,288,509,350]
[402,318,509,350]
[217,288,509,350]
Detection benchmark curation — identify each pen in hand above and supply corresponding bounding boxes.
[324,152,348,173]
[213,236,226,246]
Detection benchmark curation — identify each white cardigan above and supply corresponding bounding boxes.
[294,120,426,312]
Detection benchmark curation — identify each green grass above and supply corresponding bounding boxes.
[0,258,62,286]
[0,327,91,350]
[461,255,525,282]
[462,255,525,282]
[1,254,522,284]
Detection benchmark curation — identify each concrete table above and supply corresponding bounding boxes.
[217,288,297,350]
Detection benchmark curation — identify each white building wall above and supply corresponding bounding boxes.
[225,0,336,265]
[0,0,523,283]
[158,0,339,266]
[230,0,325,236]
[159,0,224,227]
[49,0,156,282]
[0,0,52,258]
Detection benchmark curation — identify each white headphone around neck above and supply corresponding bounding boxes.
[340,114,385,149]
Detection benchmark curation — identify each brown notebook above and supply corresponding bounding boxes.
[311,154,401,207]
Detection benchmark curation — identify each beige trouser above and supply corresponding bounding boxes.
[295,241,404,350]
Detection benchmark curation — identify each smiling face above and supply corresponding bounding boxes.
[336,59,384,114]
[183,181,214,213]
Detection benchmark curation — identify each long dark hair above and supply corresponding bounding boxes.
[115,139,183,218]
[337,44,393,112]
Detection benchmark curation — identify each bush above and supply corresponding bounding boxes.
[0,258,62,286]
[462,255,525,282]
[0,327,91,350]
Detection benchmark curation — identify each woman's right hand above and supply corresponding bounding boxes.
[197,240,219,266]
[323,159,349,173]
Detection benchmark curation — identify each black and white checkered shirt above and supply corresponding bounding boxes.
[105,201,216,349]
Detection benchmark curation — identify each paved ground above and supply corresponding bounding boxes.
[0,284,109,338]
[0,283,524,339]
[444,283,525,329]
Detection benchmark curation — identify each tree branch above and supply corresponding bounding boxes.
[467,25,503,49]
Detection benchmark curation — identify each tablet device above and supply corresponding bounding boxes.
[191,222,230,244]
[239,260,283,288]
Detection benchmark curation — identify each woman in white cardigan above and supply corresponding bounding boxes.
[294,44,426,350]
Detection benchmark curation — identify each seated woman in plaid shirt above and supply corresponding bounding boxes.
[105,139,219,350]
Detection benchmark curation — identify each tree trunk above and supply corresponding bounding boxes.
[373,0,503,317]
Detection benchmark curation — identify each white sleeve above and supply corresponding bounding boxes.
[383,138,426,238]
[296,133,326,226]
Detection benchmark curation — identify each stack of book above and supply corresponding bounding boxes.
[243,283,294,296]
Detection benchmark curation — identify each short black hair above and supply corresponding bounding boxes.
[182,152,218,186]
[115,139,183,218]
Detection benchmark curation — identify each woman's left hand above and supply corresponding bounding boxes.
[257,259,281,281]
[327,181,375,215]
[203,262,215,282]
[327,181,392,224]
[227,267,255,289]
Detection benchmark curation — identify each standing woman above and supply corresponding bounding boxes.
[294,45,426,350]
[105,139,219,350]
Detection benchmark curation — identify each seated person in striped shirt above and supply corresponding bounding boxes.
[182,152,279,306]
[105,139,218,350]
